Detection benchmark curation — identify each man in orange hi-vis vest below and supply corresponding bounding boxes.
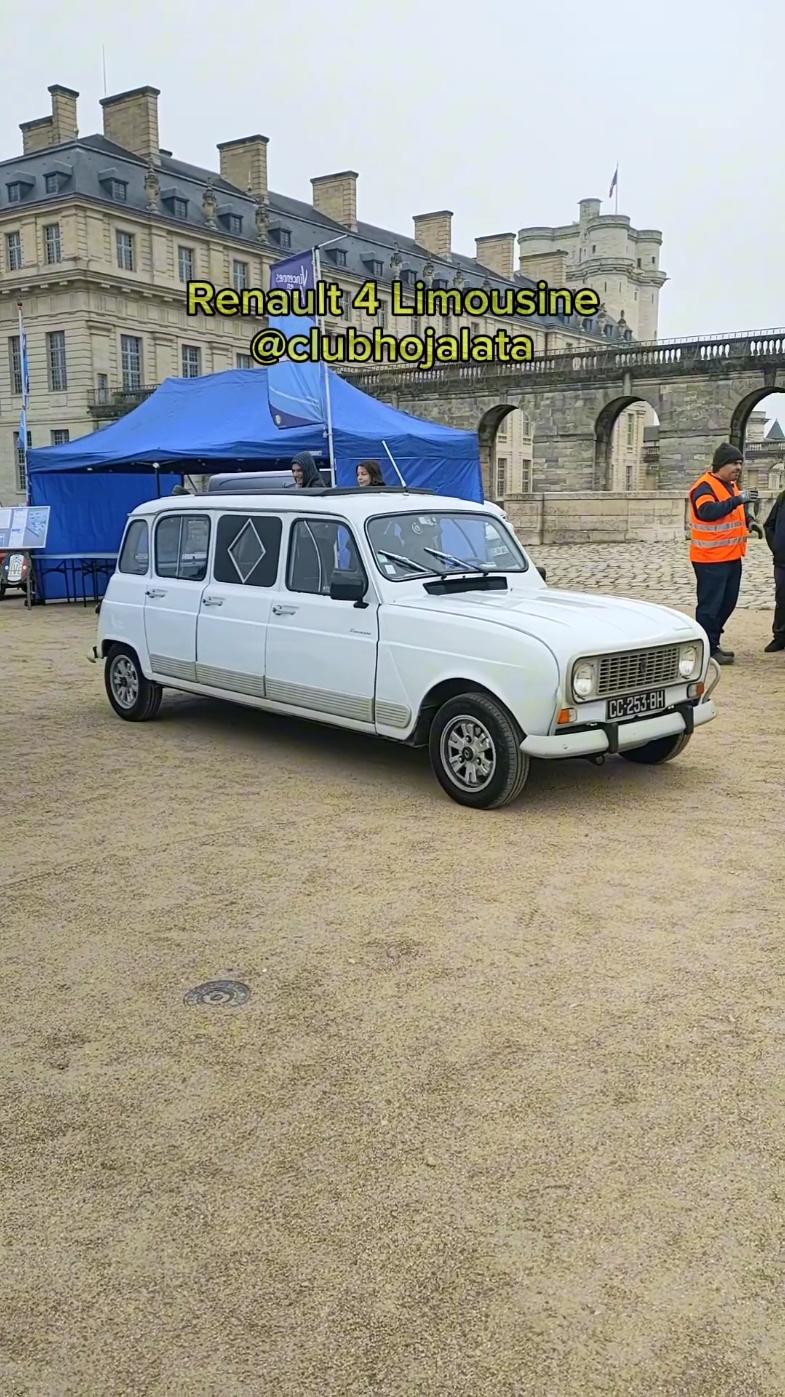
[689,442,763,666]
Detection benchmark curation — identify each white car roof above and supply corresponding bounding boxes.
[131,490,498,522]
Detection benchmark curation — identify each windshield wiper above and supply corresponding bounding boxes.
[376,547,440,576]
[423,546,491,573]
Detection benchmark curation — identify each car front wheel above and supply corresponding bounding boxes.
[620,731,691,765]
[429,692,530,809]
[104,644,163,722]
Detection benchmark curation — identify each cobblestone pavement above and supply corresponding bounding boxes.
[528,538,776,612]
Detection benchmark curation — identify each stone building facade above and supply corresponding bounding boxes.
[0,84,630,504]
[518,198,668,489]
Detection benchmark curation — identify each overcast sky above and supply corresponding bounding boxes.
[3,0,784,417]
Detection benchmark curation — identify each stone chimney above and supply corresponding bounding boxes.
[100,86,160,163]
[217,135,269,201]
[518,248,570,284]
[311,172,358,230]
[475,233,515,281]
[20,85,79,154]
[413,211,452,259]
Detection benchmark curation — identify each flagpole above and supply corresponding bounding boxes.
[313,246,336,487]
[17,301,32,607]
[615,160,619,214]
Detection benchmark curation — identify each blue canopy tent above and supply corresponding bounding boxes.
[26,367,482,600]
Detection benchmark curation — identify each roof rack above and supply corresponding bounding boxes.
[308,486,437,497]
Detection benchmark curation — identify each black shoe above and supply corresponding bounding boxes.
[764,639,785,653]
[715,646,735,659]
[711,648,735,666]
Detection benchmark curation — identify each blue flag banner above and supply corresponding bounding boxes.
[266,251,327,430]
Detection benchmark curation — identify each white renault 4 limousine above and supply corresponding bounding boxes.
[90,487,720,809]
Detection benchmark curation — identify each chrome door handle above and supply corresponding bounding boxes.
[202,596,224,606]
[272,604,298,616]
[145,588,167,597]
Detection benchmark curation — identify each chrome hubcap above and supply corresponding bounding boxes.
[110,655,139,709]
[441,716,496,791]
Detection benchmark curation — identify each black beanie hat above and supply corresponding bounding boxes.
[712,443,743,470]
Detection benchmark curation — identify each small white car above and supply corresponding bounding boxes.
[90,488,720,809]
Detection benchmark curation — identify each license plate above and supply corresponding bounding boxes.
[7,554,24,583]
[607,689,666,720]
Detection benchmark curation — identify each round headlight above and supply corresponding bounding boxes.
[679,644,698,678]
[573,662,595,699]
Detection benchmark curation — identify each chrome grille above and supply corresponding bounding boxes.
[596,645,681,698]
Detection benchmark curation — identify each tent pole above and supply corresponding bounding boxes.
[382,440,407,489]
[314,248,336,487]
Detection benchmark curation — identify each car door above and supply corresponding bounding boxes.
[195,510,283,697]
[264,515,379,730]
[144,512,211,683]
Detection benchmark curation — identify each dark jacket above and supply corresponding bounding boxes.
[292,451,323,488]
[764,490,785,565]
[690,473,753,528]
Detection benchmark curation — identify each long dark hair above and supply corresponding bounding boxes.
[357,459,385,487]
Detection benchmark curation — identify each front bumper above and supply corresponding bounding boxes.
[522,658,720,760]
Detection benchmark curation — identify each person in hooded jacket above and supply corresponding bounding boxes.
[291,452,324,489]
[763,486,785,652]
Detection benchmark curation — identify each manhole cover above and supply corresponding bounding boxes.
[184,980,250,1007]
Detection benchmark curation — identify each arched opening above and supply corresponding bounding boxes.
[733,390,785,499]
[478,405,535,502]
[594,396,660,491]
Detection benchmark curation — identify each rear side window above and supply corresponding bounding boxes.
[154,513,210,581]
[118,518,149,575]
[212,514,282,587]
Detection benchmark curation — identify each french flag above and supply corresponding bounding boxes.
[608,166,618,198]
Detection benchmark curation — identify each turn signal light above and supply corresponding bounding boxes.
[687,682,704,699]
[557,708,577,726]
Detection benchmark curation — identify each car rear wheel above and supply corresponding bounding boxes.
[104,644,162,722]
[620,732,691,765]
[428,692,530,809]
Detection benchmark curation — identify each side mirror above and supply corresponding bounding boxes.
[536,566,547,581]
[329,570,366,603]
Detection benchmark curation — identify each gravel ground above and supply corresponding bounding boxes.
[1,578,785,1397]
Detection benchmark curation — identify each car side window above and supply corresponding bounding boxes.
[154,514,210,581]
[213,514,282,587]
[287,518,365,596]
[118,518,149,575]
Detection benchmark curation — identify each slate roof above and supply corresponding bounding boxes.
[0,133,626,342]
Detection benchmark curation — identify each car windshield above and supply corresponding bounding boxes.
[366,511,528,581]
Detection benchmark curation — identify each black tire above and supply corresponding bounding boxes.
[104,643,163,722]
[428,691,530,809]
[0,583,6,599]
[621,732,691,765]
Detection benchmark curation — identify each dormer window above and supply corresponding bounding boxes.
[161,189,189,219]
[400,268,416,286]
[216,206,244,234]
[364,258,383,276]
[270,226,291,249]
[432,277,448,290]
[98,167,127,202]
[7,178,34,204]
[43,163,73,196]
[328,247,347,267]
